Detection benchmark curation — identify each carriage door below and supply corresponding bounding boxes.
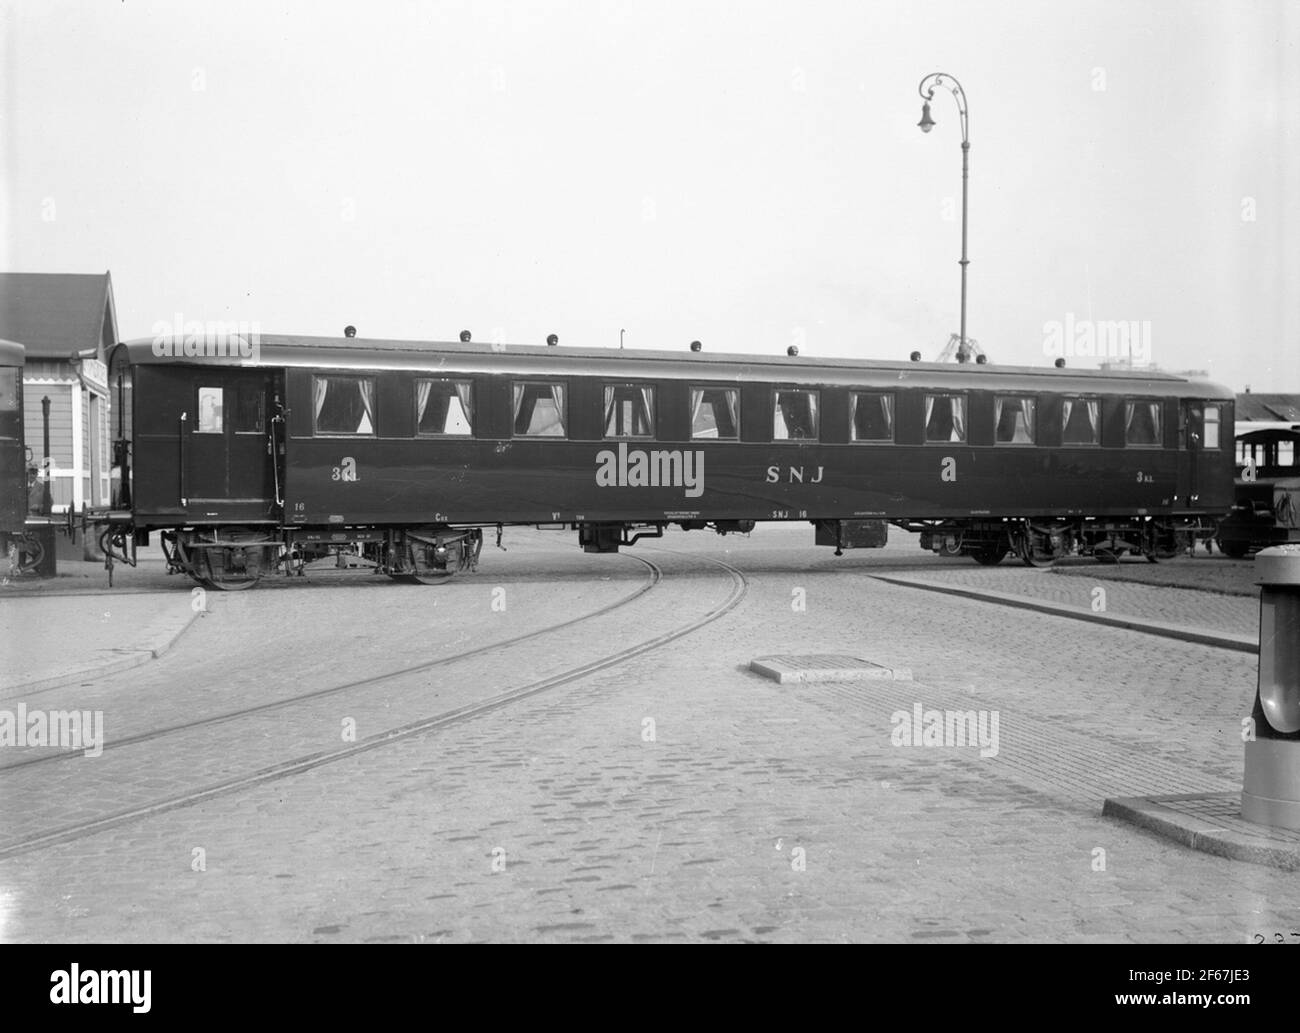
[1182,400,1207,506]
[187,370,283,520]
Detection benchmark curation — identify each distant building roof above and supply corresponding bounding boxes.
[0,272,117,360]
[1237,393,1300,422]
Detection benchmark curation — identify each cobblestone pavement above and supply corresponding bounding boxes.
[0,526,1295,943]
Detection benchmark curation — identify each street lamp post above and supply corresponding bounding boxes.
[917,72,971,362]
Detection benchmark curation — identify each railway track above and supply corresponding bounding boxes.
[0,550,749,858]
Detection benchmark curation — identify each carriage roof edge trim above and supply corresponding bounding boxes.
[112,333,1237,400]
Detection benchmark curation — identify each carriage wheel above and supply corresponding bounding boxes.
[1093,545,1120,564]
[969,544,1008,566]
[1217,539,1250,560]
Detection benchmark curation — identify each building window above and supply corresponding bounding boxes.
[850,392,894,441]
[774,390,819,440]
[1125,399,1162,446]
[313,375,375,435]
[197,386,223,434]
[1062,396,1099,445]
[604,384,655,438]
[513,382,566,437]
[416,379,473,436]
[924,394,966,442]
[1203,404,1220,449]
[994,396,1035,444]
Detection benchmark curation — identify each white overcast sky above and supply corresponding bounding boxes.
[2,0,1297,390]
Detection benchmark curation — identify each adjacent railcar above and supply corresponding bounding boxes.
[99,333,1236,588]
[0,339,41,575]
[1215,419,1300,557]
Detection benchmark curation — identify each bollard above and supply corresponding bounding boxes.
[1242,545,1300,829]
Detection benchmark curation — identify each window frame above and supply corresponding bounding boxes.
[922,392,968,444]
[511,380,568,439]
[1123,396,1164,448]
[311,374,378,437]
[689,385,741,442]
[1061,394,1101,447]
[772,388,820,442]
[602,382,656,440]
[993,394,1036,446]
[196,385,224,435]
[414,377,474,437]
[848,391,895,443]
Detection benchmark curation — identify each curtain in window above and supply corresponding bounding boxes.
[690,389,705,432]
[639,387,654,435]
[880,395,894,432]
[723,390,738,433]
[313,378,329,423]
[604,387,618,433]
[454,382,472,426]
[416,381,433,424]
[1017,399,1035,443]
[949,397,966,441]
[357,379,375,434]
[1086,400,1098,432]
[924,396,934,429]
[549,384,566,433]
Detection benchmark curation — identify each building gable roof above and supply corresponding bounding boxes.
[1237,393,1300,422]
[0,272,117,360]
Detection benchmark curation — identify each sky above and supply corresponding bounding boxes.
[1,0,1297,391]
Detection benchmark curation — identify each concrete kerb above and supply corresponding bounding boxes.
[868,574,1258,654]
[2,606,203,698]
[1103,794,1300,871]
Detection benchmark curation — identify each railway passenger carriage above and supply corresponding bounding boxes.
[99,333,1236,588]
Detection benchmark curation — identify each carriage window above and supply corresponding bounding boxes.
[1125,399,1162,446]
[416,379,473,436]
[197,386,223,434]
[774,390,819,440]
[924,394,966,443]
[604,384,655,439]
[690,387,739,440]
[513,382,566,437]
[1203,404,1220,449]
[1062,396,1099,445]
[313,375,375,435]
[850,393,894,441]
[994,396,1035,444]
[233,381,265,433]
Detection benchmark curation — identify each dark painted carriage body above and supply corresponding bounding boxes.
[0,339,27,545]
[104,333,1235,584]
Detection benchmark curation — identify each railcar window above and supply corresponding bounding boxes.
[1203,405,1220,449]
[313,375,375,436]
[850,393,894,442]
[0,369,18,415]
[1125,399,1162,446]
[774,390,819,440]
[924,394,966,443]
[0,369,17,438]
[416,379,473,436]
[1062,396,1099,445]
[197,386,224,434]
[513,382,566,437]
[994,396,1035,444]
[690,387,739,440]
[233,381,265,434]
[604,384,655,439]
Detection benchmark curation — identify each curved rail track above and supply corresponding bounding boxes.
[0,550,748,858]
